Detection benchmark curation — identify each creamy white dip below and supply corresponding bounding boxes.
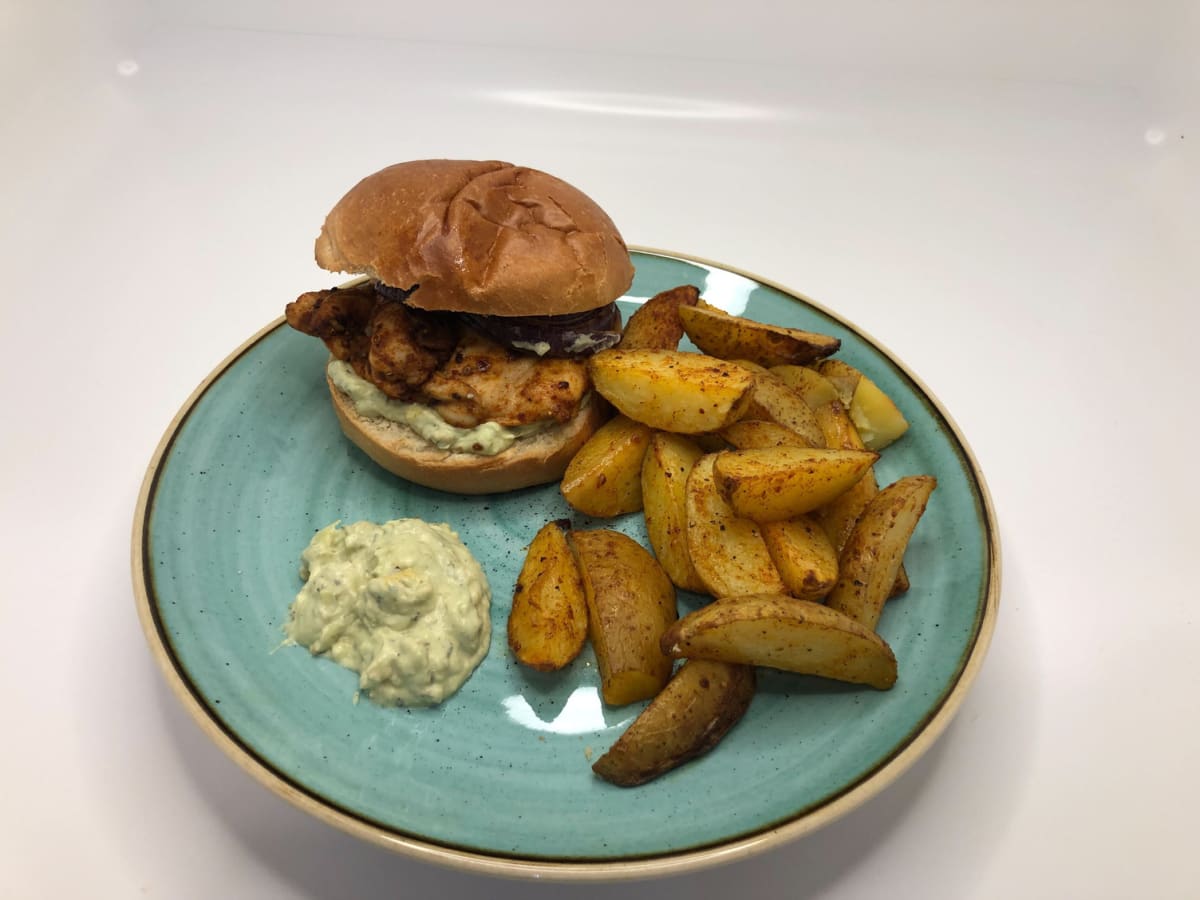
[327,360,548,456]
[510,339,553,357]
[285,519,491,707]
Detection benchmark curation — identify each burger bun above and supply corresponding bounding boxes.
[314,159,634,318]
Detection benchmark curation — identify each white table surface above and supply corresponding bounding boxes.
[4,2,1198,897]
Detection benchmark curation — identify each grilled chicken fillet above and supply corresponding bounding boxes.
[286,283,590,428]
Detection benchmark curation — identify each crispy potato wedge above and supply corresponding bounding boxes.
[561,415,653,517]
[761,515,839,601]
[713,446,879,523]
[814,359,909,449]
[678,303,841,366]
[742,371,825,447]
[507,520,589,671]
[641,433,708,592]
[661,594,898,689]
[592,659,755,787]
[569,529,678,706]
[589,350,756,434]
[768,365,841,409]
[819,468,878,554]
[731,358,769,374]
[813,398,865,452]
[828,476,936,630]
[719,419,814,450]
[685,454,786,598]
[814,358,861,406]
[810,400,910,598]
[850,375,910,450]
[813,399,878,550]
[618,284,700,350]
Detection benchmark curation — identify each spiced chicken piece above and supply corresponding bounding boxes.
[285,282,376,378]
[286,282,590,426]
[286,284,459,399]
[365,301,458,400]
[421,331,590,428]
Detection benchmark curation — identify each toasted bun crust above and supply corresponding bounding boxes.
[327,373,609,494]
[314,160,634,317]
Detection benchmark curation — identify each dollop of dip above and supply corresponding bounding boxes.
[284,519,491,707]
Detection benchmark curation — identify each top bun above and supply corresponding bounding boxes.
[314,159,634,318]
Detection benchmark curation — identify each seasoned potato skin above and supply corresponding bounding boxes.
[641,432,708,592]
[679,302,841,367]
[813,397,911,598]
[685,454,786,598]
[569,529,679,706]
[588,349,756,434]
[814,358,861,406]
[560,415,653,517]
[761,514,839,601]
[661,594,898,690]
[618,284,700,351]
[507,519,588,671]
[769,364,841,408]
[740,370,825,447]
[719,419,814,450]
[828,476,936,630]
[714,446,879,523]
[592,659,756,787]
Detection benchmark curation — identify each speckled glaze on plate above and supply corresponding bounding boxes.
[132,249,999,880]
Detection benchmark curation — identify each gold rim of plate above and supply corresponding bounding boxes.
[130,247,1001,881]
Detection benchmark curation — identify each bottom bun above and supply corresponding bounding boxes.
[327,374,608,494]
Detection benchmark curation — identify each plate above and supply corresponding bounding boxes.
[133,249,998,880]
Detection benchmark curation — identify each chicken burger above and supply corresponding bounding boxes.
[284,159,633,494]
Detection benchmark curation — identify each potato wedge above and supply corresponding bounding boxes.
[713,446,879,523]
[569,529,678,706]
[761,515,839,601]
[507,519,589,671]
[818,468,878,554]
[850,375,909,450]
[660,594,898,689]
[813,399,879,549]
[814,358,861,406]
[641,433,708,592]
[592,660,755,787]
[812,413,911,601]
[685,454,786,598]
[679,303,841,366]
[814,360,909,450]
[719,419,814,450]
[618,284,700,350]
[768,364,841,409]
[828,476,936,630]
[813,398,865,452]
[742,371,825,447]
[561,415,653,517]
[731,358,769,374]
[589,350,756,434]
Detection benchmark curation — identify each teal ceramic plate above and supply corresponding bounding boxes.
[133,249,999,880]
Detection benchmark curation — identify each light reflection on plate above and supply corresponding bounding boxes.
[502,685,626,735]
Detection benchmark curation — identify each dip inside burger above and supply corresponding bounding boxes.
[285,159,632,494]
